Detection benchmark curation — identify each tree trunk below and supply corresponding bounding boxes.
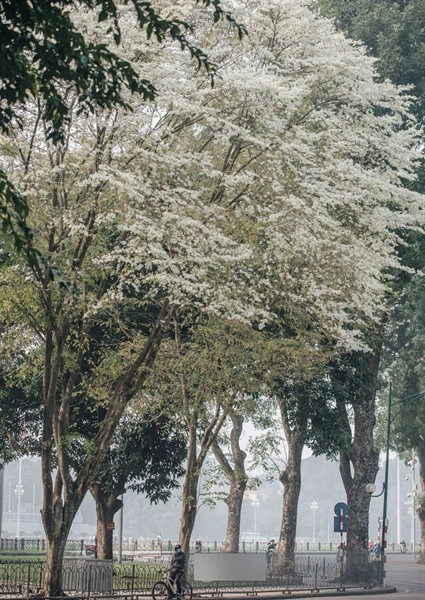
[416,441,425,563]
[224,481,246,552]
[179,402,229,556]
[43,505,75,596]
[275,395,308,572]
[92,487,123,559]
[212,411,247,553]
[180,422,200,556]
[338,355,380,581]
[0,467,3,537]
[277,432,304,568]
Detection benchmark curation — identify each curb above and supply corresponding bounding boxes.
[193,587,397,599]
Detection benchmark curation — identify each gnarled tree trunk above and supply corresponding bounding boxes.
[43,506,75,596]
[337,353,380,582]
[212,411,248,553]
[91,485,123,559]
[277,432,305,567]
[275,395,308,571]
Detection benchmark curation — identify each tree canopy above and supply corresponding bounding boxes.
[0,0,245,272]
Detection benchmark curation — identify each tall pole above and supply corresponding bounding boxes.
[381,382,392,587]
[0,467,3,538]
[118,495,123,563]
[411,449,416,557]
[16,458,23,539]
[396,456,400,544]
[310,500,318,544]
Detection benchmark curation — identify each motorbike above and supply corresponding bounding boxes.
[85,543,96,556]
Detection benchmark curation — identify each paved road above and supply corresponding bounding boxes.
[317,554,424,600]
[385,554,424,598]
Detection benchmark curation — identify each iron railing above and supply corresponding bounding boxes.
[0,537,409,555]
[0,552,381,599]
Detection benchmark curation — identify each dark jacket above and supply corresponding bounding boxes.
[170,550,186,572]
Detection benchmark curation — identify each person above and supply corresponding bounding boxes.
[399,539,406,553]
[336,542,346,563]
[266,539,277,568]
[169,544,186,598]
[369,541,381,561]
[195,539,202,553]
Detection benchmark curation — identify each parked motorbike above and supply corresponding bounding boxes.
[85,543,96,556]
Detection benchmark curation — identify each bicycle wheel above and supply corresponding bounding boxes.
[152,581,169,600]
[181,582,193,600]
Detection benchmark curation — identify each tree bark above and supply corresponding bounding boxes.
[224,480,246,552]
[337,355,380,581]
[416,441,425,563]
[43,497,75,596]
[92,486,123,559]
[0,467,3,538]
[277,431,305,567]
[180,421,199,555]
[275,396,308,570]
[212,411,247,553]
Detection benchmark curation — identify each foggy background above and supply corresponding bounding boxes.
[1,454,419,546]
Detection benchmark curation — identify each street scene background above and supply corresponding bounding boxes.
[1,454,419,547]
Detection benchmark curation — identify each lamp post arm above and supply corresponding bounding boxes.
[370,483,385,498]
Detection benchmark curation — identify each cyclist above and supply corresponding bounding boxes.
[169,544,186,598]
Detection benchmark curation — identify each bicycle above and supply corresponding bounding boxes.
[152,570,193,600]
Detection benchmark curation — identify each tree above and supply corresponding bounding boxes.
[211,411,249,553]
[88,413,186,559]
[1,1,424,594]
[0,6,264,592]
[329,350,382,579]
[148,317,262,555]
[382,275,425,561]
[317,0,425,565]
[317,0,425,128]
[0,349,42,464]
[0,0,245,270]
[211,399,277,554]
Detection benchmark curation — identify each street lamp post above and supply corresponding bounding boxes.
[14,458,24,539]
[251,498,260,542]
[409,450,418,556]
[118,494,124,563]
[310,500,318,544]
[380,383,392,586]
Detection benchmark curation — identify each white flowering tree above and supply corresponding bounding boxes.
[158,0,424,566]
[158,0,425,568]
[0,0,424,594]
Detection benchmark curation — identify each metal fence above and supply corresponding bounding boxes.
[0,536,409,555]
[0,552,381,599]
